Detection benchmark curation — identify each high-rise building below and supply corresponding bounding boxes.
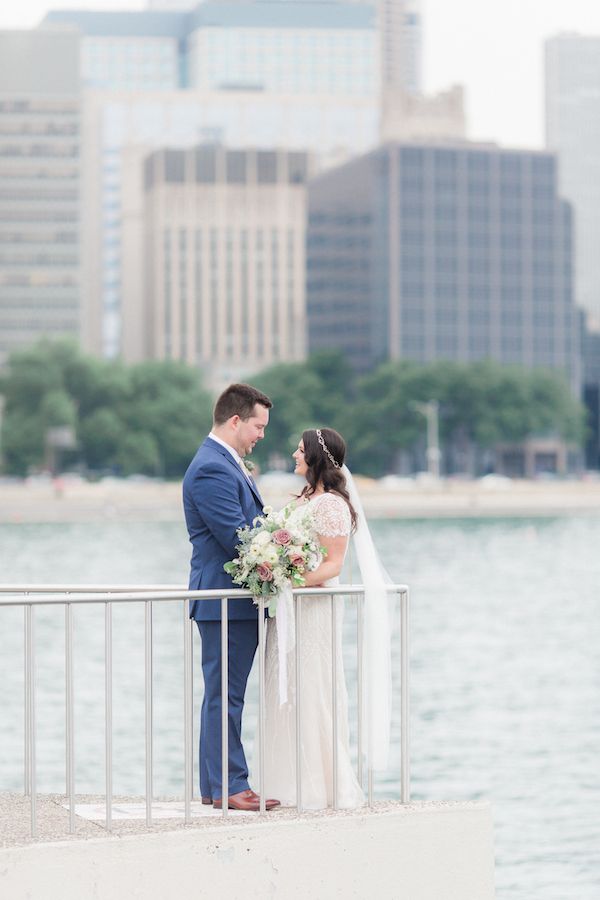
[81,88,378,357]
[44,3,378,95]
[140,145,308,387]
[379,0,422,95]
[0,29,82,366]
[43,3,380,358]
[376,0,464,143]
[307,142,579,390]
[546,33,600,330]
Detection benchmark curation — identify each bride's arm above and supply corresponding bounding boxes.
[301,533,348,587]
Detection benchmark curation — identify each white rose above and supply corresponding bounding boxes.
[253,531,271,548]
[263,544,279,565]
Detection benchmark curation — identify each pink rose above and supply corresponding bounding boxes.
[272,529,293,546]
[256,563,274,582]
[289,553,305,570]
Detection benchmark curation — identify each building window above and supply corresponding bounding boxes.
[257,151,277,184]
[196,146,217,183]
[165,149,185,183]
[226,151,246,184]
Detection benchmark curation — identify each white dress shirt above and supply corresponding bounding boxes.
[208,431,252,482]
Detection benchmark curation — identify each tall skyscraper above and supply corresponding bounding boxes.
[379,0,422,95]
[0,29,82,367]
[44,3,378,96]
[140,145,308,387]
[376,0,464,142]
[43,2,380,358]
[546,34,600,330]
[307,142,579,391]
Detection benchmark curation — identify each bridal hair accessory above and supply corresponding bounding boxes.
[316,429,340,468]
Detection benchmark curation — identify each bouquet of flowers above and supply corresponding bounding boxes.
[224,505,326,616]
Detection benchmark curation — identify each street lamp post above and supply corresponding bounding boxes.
[414,400,441,479]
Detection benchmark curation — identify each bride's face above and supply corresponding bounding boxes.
[292,441,308,478]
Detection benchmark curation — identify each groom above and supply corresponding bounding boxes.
[183,383,279,811]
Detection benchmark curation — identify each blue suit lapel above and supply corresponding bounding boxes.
[203,437,264,507]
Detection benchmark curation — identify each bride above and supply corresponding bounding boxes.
[262,427,370,809]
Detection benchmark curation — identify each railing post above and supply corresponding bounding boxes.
[331,595,339,810]
[65,602,75,833]
[400,588,410,803]
[357,593,364,787]
[221,597,229,818]
[23,605,30,797]
[258,597,266,815]
[295,594,302,812]
[145,599,153,826]
[105,601,113,832]
[26,604,36,837]
[183,599,193,824]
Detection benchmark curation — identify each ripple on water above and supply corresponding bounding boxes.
[1,517,600,899]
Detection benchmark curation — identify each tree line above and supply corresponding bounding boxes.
[0,339,585,478]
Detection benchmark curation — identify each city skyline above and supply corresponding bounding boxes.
[3,0,600,149]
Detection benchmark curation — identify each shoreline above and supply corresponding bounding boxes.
[2,477,600,523]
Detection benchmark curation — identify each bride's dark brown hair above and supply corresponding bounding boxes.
[299,427,358,532]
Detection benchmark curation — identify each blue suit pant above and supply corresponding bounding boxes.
[196,619,258,800]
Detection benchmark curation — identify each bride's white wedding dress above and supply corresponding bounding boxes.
[262,492,364,809]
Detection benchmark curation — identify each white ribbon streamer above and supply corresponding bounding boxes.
[274,583,295,705]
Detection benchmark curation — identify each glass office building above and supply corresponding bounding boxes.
[307,142,579,390]
[546,34,600,331]
[44,3,377,95]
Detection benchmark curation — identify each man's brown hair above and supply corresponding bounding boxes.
[213,383,272,425]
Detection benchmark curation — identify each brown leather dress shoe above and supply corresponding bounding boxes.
[212,789,281,811]
[213,790,260,811]
[201,797,212,805]
[247,790,281,811]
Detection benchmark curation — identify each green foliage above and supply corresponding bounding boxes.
[0,340,584,478]
[0,339,212,477]
[342,358,584,476]
[249,361,325,467]
[248,351,356,469]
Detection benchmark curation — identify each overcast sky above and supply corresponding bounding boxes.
[2,0,600,149]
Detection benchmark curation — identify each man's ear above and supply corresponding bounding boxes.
[229,414,240,428]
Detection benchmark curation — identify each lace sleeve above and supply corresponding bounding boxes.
[313,493,352,538]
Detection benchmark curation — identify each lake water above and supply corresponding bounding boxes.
[1,515,599,899]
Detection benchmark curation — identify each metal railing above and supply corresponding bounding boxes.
[0,583,410,837]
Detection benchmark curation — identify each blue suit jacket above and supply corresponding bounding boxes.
[182,436,263,622]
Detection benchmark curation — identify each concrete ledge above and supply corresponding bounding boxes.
[0,800,495,900]
[3,478,600,522]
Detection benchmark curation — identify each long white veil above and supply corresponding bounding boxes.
[342,465,392,771]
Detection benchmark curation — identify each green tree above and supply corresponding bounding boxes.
[250,361,324,468]
[114,431,161,476]
[343,361,428,476]
[78,407,125,469]
[0,340,213,477]
[121,361,212,476]
[344,359,584,476]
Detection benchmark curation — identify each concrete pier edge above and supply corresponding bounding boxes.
[0,799,496,900]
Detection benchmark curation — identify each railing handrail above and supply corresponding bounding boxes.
[1,581,410,837]
[0,584,409,606]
